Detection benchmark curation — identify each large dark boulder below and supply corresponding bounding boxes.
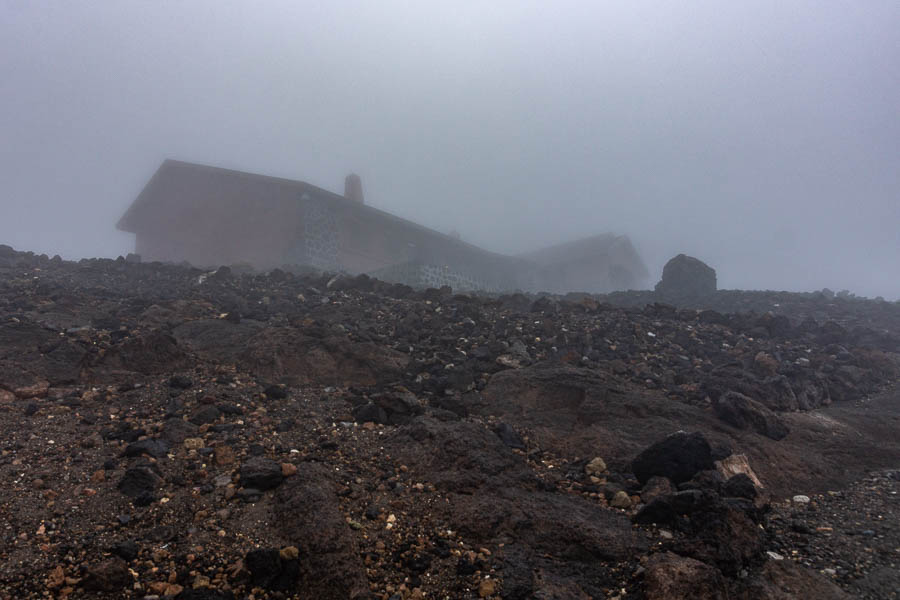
[655,254,717,300]
[632,431,715,485]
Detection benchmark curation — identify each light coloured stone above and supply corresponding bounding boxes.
[478,579,497,598]
[610,490,632,509]
[585,456,607,476]
[715,453,763,488]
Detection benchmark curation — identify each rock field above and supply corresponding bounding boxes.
[0,244,898,599]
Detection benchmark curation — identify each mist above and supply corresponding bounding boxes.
[2,1,898,298]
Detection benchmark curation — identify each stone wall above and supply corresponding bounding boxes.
[366,261,518,293]
[301,194,340,272]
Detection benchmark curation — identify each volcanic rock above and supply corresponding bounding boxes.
[714,392,789,440]
[0,244,897,599]
[82,557,131,592]
[117,465,161,498]
[123,438,170,458]
[723,473,758,500]
[632,431,715,485]
[493,422,526,449]
[244,548,299,591]
[736,560,851,599]
[655,254,717,300]
[273,463,370,599]
[239,457,284,491]
[643,552,727,600]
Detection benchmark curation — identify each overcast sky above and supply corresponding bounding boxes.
[2,1,898,297]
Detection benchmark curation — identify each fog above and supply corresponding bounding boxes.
[2,1,898,298]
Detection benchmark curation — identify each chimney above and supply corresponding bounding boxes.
[344,173,364,204]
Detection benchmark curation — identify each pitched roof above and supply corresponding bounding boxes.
[117,159,511,257]
[521,233,648,275]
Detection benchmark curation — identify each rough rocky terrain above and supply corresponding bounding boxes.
[0,244,898,599]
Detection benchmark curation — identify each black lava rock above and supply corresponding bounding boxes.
[263,384,288,399]
[190,405,221,425]
[352,402,388,425]
[723,473,758,500]
[633,489,714,524]
[493,422,526,450]
[245,548,299,591]
[117,465,161,498]
[655,254,717,300]
[239,457,284,491]
[168,375,193,389]
[632,431,715,485]
[123,438,170,459]
[110,540,139,561]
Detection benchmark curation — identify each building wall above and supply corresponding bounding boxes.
[132,166,306,268]
[124,162,647,293]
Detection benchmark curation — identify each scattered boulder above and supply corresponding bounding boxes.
[239,457,284,491]
[263,384,288,399]
[372,389,424,425]
[610,490,633,509]
[655,254,717,300]
[723,473,758,500]
[169,374,194,389]
[351,402,387,424]
[632,432,715,485]
[123,438,170,459]
[641,476,675,504]
[161,418,198,444]
[190,405,221,425]
[643,552,728,600]
[634,489,714,524]
[715,454,764,489]
[585,456,607,477]
[244,548,299,591]
[117,465,161,499]
[110,540,139,561]
[714,392,790,441]
[82,558,131,592]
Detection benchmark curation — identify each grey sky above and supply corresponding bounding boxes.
[2,1,898,297]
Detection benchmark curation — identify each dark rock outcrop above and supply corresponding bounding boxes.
[632,431,715,485]
[714,391,790,440]
[655,254,717,301]
[273,464,370,599]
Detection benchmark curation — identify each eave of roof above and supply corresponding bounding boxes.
[117,159,512,260]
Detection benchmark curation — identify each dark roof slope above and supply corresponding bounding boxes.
[117,159,510,259]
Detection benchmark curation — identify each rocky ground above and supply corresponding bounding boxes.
[0,244,898,599]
